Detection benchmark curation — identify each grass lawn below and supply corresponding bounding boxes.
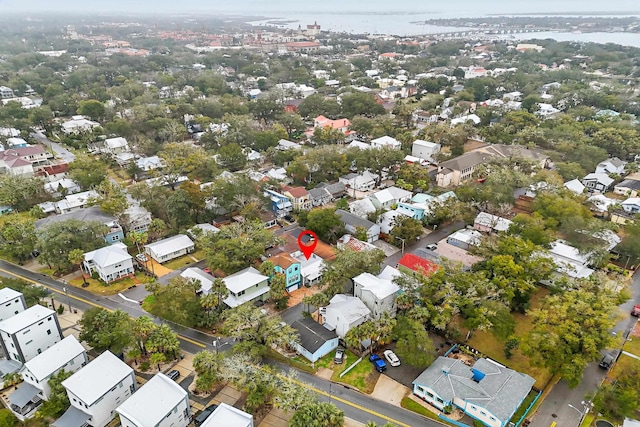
[508,390,539,425]
[465,288,552,389]
[581,413,595,427]
[400,397,442,421]
[623,322,640,357]
[163,249,206,270]
[37,266,57,277]
[69,272,153,296]
[608,353,640,381]
[331,352,378,394]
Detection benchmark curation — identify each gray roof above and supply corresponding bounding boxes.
[616,179,640,190]
[35,206,116,229]
[309,187,330,201]
[291,317,337,353]
[438,151,491,172]
[438,144,548,173]
[413,357,535,423]
[316,182,346,197]
[336,209,376,230]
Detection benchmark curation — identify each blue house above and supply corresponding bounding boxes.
[290,318,339,363]
[270,253,302,292]
[412,357,535,427]
[397,202,427,220]
[264,189,293,217]
[0,206,13,216]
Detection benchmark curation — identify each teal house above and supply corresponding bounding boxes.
[271,253,302,292]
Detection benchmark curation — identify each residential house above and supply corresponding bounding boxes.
[412,140,441,162]
[283,186,311,211]
[621,198,640,214]
[336,209,380,243]
[473,212,513,233]
[582,173,614,193]
[451,114,481,126]
[53,190,98,214]
[187,223,220,239]
[315,182,346,200]
[564,179,586,195]
[353,266,402,318]
[349,198,377,219]
[339,171,377,192]
[412,357,535,427]
[347,140,372,150]
[614,178,640,198]
[121,205,152,233]
[270,253,302,292]
[536,103,561,118]
[446,229,482,250]
[56,351,136,427]
[291,251,325,287]
[116,373,191,427]
[44,178,81,196]
[370,136,401,150]
[337,234,380,252]
[290,317,339,363]
[370,186,413,210]
[35,205,124,245]
[378,210,404,235]
[0,86,14,99]
[258,210,278,228]
[61,115,100,135]
[10,336,87,420]
[322,294,371,338]
[144,234,194,264]
[0,305,63,364]
[0,153,34,176]
[313,115,351,134]
[200,402,253,427]
[0,288,26,322]
[595,157,626,175]
[0,146,53,176]
[136,156,164,171]
[90,137,129,155]
[264,188,293,217]
[180,267,214,294]
[276,139,302,151]
[547,240,594,279]
[222,266,270,308]
[397,253,439,278]
[309,187,332,207]
[83,243,134,283]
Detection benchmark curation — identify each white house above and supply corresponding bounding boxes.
[336,209,381,243]
[103,137,129,155]
[412,357,535,427]
[56,351,136,427]
[371,136,402,150]
[353,266,402,318]
[547,240,594,279]
[322,294,371,338]
[412,140,441,161]
[222,266,270,308]
[378,210,404,235]
[201,402,254,427]
[54,190,99,214]
[136,155,164,171]
[180,267,214,294]
[10,336,87,420]
[369,186,413,210]
[116,373,191,427]
[0,288,26,322]
[473,212,513,233]
[595,157,626,175]
[44,178,81,196]
[339,171,378,192]
[83,243,134,283]
[582,173,614,193]
[0,85,14,99]
[276,139,302,151]
[61,115,100,135]
[348,198,377,219]
[291,251,325,287]
[0,305,63,364]
[144,234,194,264]
[564,179,586,195]
[621,198,640,214]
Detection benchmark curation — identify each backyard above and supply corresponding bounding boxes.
[162,249,205,270]
[69,271,153,295]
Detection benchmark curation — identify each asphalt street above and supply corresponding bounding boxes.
[383,221,465,267]
[31,131,76,163]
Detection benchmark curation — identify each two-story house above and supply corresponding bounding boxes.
[291,251,325,287]
[0,146,53,176]
[308,187,332,207]
[322,294,371,338]
[270,253,302,292]
[595,157,626,175]
[353,266,402,318]
[336,209,380,243]
[83,243,134,283]
[116,373,190,427]
[10,336,87,420]
[0,288,26,322]
[144,234,194,264]
[282,186,311,211]
[200,403,254,427]
[120,205,152,234]
[339,171,377,192]
[57,351,136,427]
[0,305,63,364]
[61,115,100,135]
[582,173,614,193]
[369,186,413,210]
[180,267,214,295]
[222,267,270,308]
[412,140,441,161]
[53,191,99,214]
[370,135,402,150]
[263,189,293,217]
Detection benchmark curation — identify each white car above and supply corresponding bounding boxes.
[383,350,401,367]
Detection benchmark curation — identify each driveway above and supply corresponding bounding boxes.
[31,131,76,163]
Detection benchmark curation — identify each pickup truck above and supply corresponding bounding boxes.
[631,304,640,317]
[369,354,387,373]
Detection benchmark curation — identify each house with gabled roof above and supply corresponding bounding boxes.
[315,182,346,200]
[270,253,302,292]
[282,186,311,211]
[412,357,535,427]
[397,253,439,278]
[290,317,338,363]
[582,172,614,194]
[0,288,26,322]
[595,157,626,175]
[201,402,254,427]
[116,373,190,427]
[61,115,100,135]
[144,234,194,264]
[83,242,134,283]
[353,266,402,318]
[180,267,214,294]
[474,212,513,234]
[309,187,332,207]
[322,294,371,338]
[370,186,413,210]
[336,209,380,242]
[222,266,270,308]
[371,135,402,150]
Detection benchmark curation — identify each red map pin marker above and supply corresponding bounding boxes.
[298,230,318,260]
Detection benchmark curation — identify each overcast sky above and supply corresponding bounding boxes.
[1,0,639,14]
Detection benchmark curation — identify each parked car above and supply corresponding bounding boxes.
[599,353,614,370]
[369,354,387,372]
[194,404,219,426]
[383,350,401,367]
[167,369,180,381]
[284,215,296,223]
[426,244,438,251]
[334,348,345,364]
[631,304,640,316]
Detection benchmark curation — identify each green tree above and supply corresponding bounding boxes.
[289,402,344,427]
[0,278,47,307]
[590,364,640,422]
[217,143,247,171]
[0,215,37,262]
[38,369,73,418]
[393,316,435,368]
[390,217,423,246]
[78,308,133,354]
[0,175,49,211]
[93,179,128,216]
[145,276,203,327]
[0,409,17,427]
[67,249,87,286]
[223,303,299,351]
[354,147,404,186]
[147,324,180,361]
[340,92,385,118]
[77,99,105,121]
[37,219,107,271]
[321,247,385,297]
[68,156,108,191]
[158,143,208,190]
[304,208,345,244]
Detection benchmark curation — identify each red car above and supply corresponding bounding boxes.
[631,304,640,317]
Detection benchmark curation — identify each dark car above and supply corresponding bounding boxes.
[599,353,614,370]
[334,348,345,364]
[284,215,296,223]
[166,369,180,381]
[369,354,387,373]
[194,404,219,426]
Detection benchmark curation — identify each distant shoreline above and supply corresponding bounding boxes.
[488,11,640,16]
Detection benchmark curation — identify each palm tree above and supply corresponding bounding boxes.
[68,249,87,286]
[150,352,166,372]
[147,324,180,360]
[132,316,156,356]
[200,294,217,321]
[192,350,221,377]
[128,231,148,255]
[211,278,229,309]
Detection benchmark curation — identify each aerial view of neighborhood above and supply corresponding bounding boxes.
[0,1,639,426]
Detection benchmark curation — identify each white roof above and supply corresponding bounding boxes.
[62,351,133,405]
[548,240,593,279]
[623,197,640,206]
[583,173,614,186]
[292,252,325,282]
[23,336,85,381]
[223,266,268,294]
[347,140,372,150]
[202,402,253,427]
[353,268,401,300]
[326,294,371,324]
[277,139,301,150]
[145,234,194,258]
[191,223,220,235]
[84,243,132,268]
[451,114,481,125]
[448,229,482,246]
[116,373,187,426]
[371,135,401,148]
[0,304,55,334]
[0,288,22,305]
[180,268,214,293]
[564,179,585,195]
[105,137,128,149]
[474,212,513,232]
[413,139,440,149]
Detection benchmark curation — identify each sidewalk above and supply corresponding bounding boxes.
[370,375,410,407]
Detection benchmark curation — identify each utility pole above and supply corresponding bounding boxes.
[396,236,406,255]
[63,285,71,312]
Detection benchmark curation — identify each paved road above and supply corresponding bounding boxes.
[31,131,76,163]
[530,270,640,427]
[383,221,465,267]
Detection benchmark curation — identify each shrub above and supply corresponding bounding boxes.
[139,361,151,372]
[57,305,64,315]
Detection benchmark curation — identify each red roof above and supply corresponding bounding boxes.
[283,186,309,198]
[398,254,439,277]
